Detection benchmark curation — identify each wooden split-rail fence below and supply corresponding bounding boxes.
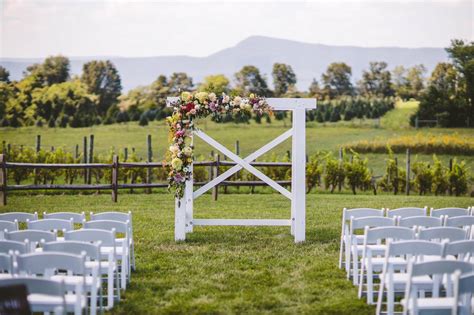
[0,153,291,206]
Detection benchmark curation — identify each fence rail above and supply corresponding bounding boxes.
[0,154,292,206]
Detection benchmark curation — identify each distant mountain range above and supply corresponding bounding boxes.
[0,36,448,92]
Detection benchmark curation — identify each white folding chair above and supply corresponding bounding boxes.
[0,212,38,223]
[0,277,67,314]
[43,211,86,225]
[0,220,18,239]
[90,211,135,271]
[431,207,470,218]
[16,252,87,315]
[445,216,474,238]
[65,229,119,309]
[418,227,468,242]
[402,260,474,315]
[84,220,130,289]
[376,241,443,315]
[349,216,396,285]
[386,207,427,219]
[398,216,442,229]
[0,239,29,254]
[4,230,56,252]
[443,240,474,262]
[358,226,415,304]
[0,253,13,279]
[454,272,474,315]
[338,208,384,271]
[44,241,102,315]
[27,218,73,242]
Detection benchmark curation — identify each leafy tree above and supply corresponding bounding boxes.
[198,74,230,95]
[321,62,354,98]
[26,56,70,86]
[168,72,193,95]
[308,78,322,99]
[446,39,474,125]
[358,62,394,97]
[272,63,296,96]
[81,60,122,116]
[0,66,10,83]
[149,75,170,109]
[139,113,149,126]
[234,65,270,96]
[392,65,426,99]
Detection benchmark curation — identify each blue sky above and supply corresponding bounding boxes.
[0,0,472,58]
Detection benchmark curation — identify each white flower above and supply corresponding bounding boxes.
[169,145,179,156]
[209,93,217,102]
[223,95,230,103]
[195,92,208,103]
[183,146,193,156]
[234,96,242,106]
[195,105,201,111]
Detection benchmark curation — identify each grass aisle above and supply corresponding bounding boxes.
[2,193,473,314]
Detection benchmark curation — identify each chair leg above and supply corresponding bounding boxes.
[339,233,344,269]
[115,265,121,301]
[358,261,365,299]
[131,241,136,271]
[91,287,97,315]
[376,276,385,315]
[352,246,359,285]
[121,257,127,290]
[108,269,114,308]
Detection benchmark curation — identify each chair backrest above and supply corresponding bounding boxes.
[43,211,86,224]
[0,212,38,223]
[0,240,29,254]
[410,259,474,278]
[418,227,467,242]
[90,211,132,224]
[386,207,427,218]
[27,219,73,232]
[343,208,384,222]
[16,252,86,275]
[445,216,474,228]
[388,240,444,257]
[365,226,415,244]
[84,220,129,235]
[458,272,474,296]
[5,230,56,244]
[0,253,12,273]
[398,216,442,228]
[431,207,469,218]
[43,241,101,261]
[350,216,395,231]
[443,240,474,260]
[0,220,18,233]
[0,277,66,297]
[65,229,115,247]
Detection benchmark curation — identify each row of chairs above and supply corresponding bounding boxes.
[0,211,135,315]
[338,206,474,314]
[339,207,473,276]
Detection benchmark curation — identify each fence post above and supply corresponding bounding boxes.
[0,154,6,206]
[88,134,94,184]
[394,157,398,195]
[83,137,88,184]
[338,147,343,192]
[235,140,240,156]
[112,155,118,202]
[405,149,410,195]
[146,135,152,194]
[208,151,214,183]
[415,117,419,129]
[36,135,41,152]
[212,154,220,201]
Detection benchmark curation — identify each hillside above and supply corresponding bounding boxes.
[0,36,447,91]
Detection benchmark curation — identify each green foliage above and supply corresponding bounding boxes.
[324,154,345,193]
[81,60,122,117]
[306,154,323,193]
[168,72,193,94]
[432,155,449,196]
[412,161,433,195]
[448,159,469,196]
[26,55,70,86]
[233,65,270,96]
[198,74,230,95]
[379,148,405,194]
[272,63,297,96]
[392,65,426,100]
[358,62,394,97]
[321,62,354,98]
[344,152,372,195]
[138,113,149,126]
[0,66,10,83]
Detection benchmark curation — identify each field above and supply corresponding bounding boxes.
[1,116,473,177]
[2,193,473,314]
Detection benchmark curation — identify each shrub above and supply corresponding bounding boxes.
[306,154,323,193]
[448,159,469,196]
[324,154,345,193]
[431,155,449,195]
[344,153,371,195]
[412,161,433,195]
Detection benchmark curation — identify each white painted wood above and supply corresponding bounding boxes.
[195,130,292,199]
[292,108,306,242]
[193,128,293,199]
[185,135,194,233]
[266,98,317,110]
[175,197,186,241]
[193,219,291,226]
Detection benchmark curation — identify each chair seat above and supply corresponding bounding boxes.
[403,297,455,311]
[363,257,406,270]
[85,260,116,274]
[380,273,433,291]
[101,246,126,256]
[0,274,12,279]
[28,293,86,312]
[50,275,100,290]
[354,244,386,255]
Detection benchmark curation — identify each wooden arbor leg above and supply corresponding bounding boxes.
[292,108,306,243]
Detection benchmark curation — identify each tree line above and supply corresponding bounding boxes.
[0,39,472,128]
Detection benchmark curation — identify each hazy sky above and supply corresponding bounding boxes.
[0,0,472,58]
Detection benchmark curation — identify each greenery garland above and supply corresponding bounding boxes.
[166,92,272,198]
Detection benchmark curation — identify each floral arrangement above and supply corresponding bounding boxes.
[166,91,272,198]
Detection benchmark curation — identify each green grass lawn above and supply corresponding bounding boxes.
[2,193,473,314]
[381,100,419,130]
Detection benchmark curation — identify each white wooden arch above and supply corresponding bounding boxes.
[167,97,316,243]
